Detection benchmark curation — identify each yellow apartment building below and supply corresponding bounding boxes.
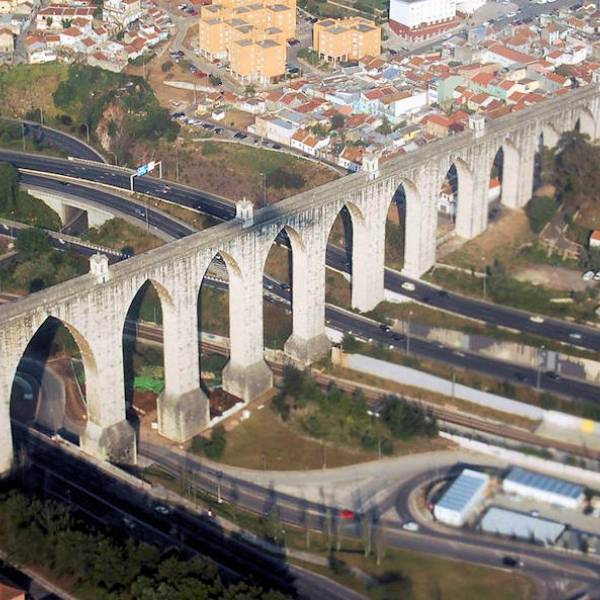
[198,0,295,83]
[313,16,381,63]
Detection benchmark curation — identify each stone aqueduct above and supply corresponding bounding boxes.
[1,85,599,472]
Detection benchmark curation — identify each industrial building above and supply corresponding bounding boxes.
[433,469,490,527]
[479,507,566,545]
[502,468,585,510]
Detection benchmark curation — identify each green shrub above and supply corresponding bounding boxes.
[526,196,558,233]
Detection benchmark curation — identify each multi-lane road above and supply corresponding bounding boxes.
[2,147,600,402]
[3,145,600,354]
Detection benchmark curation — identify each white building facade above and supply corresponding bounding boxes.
[389,0,456,29]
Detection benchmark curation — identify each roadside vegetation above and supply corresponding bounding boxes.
[83,217,163,255]
[192,366,445,469]
[436,132,600,322]
[0,487,289,600]
[0,162,61,230]
[339,333,600,421]
[144,465,534,600]
[0,227,86,294]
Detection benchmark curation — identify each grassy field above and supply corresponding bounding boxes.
[158,138,339,204]
[297,548,535,600]
[215,400,450,471]
[0,63,69,118]
[83,218,164,255]
[137,194,220,231]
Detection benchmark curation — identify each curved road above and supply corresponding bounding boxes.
[3,146,600,355]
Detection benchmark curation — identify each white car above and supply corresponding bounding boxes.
[595,272,600,281]
[529,315,544,324]
[401,282,416,292]
[583,270,595,281]
[402,521,420,532]
[154,504,171,515]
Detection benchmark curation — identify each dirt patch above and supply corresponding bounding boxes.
[133,389,157,414]
[514,264,595,292]
[47,355,87,427]
[151,138,339,203]
[440,209,534,270]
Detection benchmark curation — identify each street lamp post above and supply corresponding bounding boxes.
[82,122,90,144]
[216,471,223,504]
[260,171,267,207]
[406,310,413,355]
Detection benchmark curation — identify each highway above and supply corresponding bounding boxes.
[2,178,600,402]
[3,146,600,356]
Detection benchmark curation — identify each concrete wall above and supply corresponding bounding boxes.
[26,187,114,228]
[1,84,599,472]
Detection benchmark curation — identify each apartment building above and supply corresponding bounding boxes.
[313,16,380,62]
[198,0,295,83]
[389,0,458,40]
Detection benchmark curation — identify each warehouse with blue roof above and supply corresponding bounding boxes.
[502,467,584,510]
[433,469,490,527]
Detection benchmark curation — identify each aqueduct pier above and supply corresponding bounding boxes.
[1,84,599,471]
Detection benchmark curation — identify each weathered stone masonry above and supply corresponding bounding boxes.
[1,85,598,472]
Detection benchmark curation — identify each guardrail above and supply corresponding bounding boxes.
[0,217,124,258]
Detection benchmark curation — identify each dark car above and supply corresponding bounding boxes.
[502,556,523,568]
[272,144,281,150]
[379,324,391,333]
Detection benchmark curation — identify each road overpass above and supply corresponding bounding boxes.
[1,86,600,471]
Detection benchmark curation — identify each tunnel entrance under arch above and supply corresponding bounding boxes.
[10,317,89,445]
[326,205,355,307]
[437,164,459,242]
[385,184,406,271]
[197,252,241,418]
[488,147,505,222]
[262,229,293,351]
[122,281,165,433]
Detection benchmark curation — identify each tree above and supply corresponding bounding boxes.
[331,113,345,130]
[0,161,19,213]
[244,84,256,95]
[191,425,226,458]
[15,228,52,259]
[525,196,558,234]
[377,117,393,135]
[209,73,222,86]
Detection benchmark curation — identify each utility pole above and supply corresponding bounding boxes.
[406,310,413,355]
[21,121,25,151]
[175,142,180,182]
